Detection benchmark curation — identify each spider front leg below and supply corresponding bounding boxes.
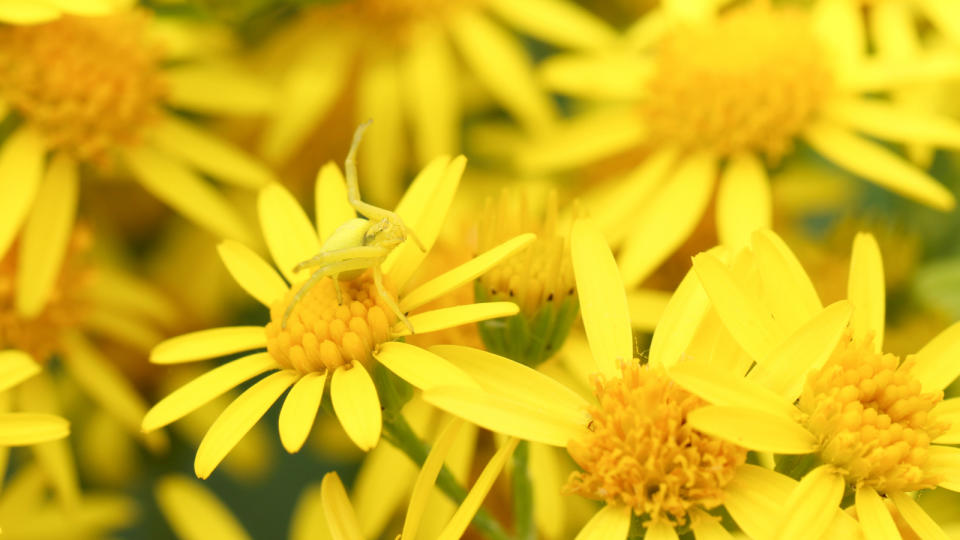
[281,256,384,329]
[374,265,413,334]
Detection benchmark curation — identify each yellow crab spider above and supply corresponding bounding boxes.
[281,120,424,331]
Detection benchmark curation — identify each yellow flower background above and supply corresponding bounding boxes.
[3,0,960,538]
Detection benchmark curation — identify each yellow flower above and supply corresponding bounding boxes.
[258,0,618,205]
[523,0,959,291]
[0,7,276,284]
[422,220,840,539]
[670,229,960,538]
[143,154,533,479]
[0,0,117,25]
[0,350,67,447]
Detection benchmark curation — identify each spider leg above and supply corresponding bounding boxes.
[374,264,414,334]
[293,246,389,273]
[281,257,384,329]
[333,277,343,305]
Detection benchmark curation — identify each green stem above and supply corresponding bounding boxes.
[382,410,513,540]
[511,441,535,540]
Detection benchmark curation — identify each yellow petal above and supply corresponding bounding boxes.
[450,9,555,131]
[691,252,781,362]
[0,2,60,24]
[151,115,274,188]
[330,364,381,451]
[402,23,459,166]
[437,438,519,540]
[14,153,77,318]
[258,182,321,284]
[278,372,328,454]
[402,418,463,540]
[487,0,617,51]
[922,0,960,42]
[0,126,45,259]
[777,466,845,540]
[530,443,566,539]
[716,153,771,249]
[627,288,671,333]
[690,508,734,539]
[811,0,865,67]
[847,232,886,353]
[619,151,717,287]
[374,342,479,393]
[826,97,960,150]
[351,442,417,538]
[143,353,279,432]
[910,321,960,393]
[746,300,852,402]
[195,370,298,479]
[574,505,632,540]
[155,475,252,540]
[802,122,955,211]
[429,345,590,421]
[645,521,680,540]
[392,302,520,337]
[314,163,356,244]
[356,50,405,207]
[687,405,816,454]
[124,146,252,242]
[889,491,950,540]
[724,464,796,540]
[841,53,960,93]
[855,486,899,540]
[572,218,633,379]
[399,233,535,312]
[0,350,40,393]
[0,413,69,446]
[927,445,960,491]
[667,363,797,418]
[321,473,364,540]
[539,51,651,100]
[933,398,960,444]
[217,240,289,307]
[164,63,274,116]
[649,267,710,367]
[151,326,267,364]
[750,229,822,332]
[291,485,333,540]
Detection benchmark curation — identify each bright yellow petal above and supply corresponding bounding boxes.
[539,51,651,100]
[278,372,328,454]
[0,2,60,24]
[619,151,717,287]
[321,473,364,540]
[716,153,770,249]
[314,163,356,244]
[889,491,950,540]
[723,464,796,540]
[195,370,298,479]
[933,398,960,444]
[143,353,279,432]
[826,98,960,151]
[151,326,267,364]
[291,485,333,540]
[910,321,960,392]
[667,363,797,418]
[351,442,417,538]
[802,122,955,211]
[927,445,960,491]
[374,342,479,392]
[848,232,885,352]
[124,146,252,242]
[155,475,251,540]
[750,229,823,332]
[437,438,519,540]
[627,288,671,333]
[0,350,40,393]
[921,0,960,43]
[402,23,459,166]
[777,466,845,540]
[391,302,520,337]
[164,63,273,116]
[216,240,289,307]
[151,115,274,188]
[402,418,463,540]
[649,267,711,367]
[530,443,566,539]
[811,0,864,67]
[331,364,381,451]
[690,509,734,539]
[855,486,899,540]
[258,182,321,284]
[645,521,680,540]
[840,53,960,93]
[573,505,632,540]
[746,300,852,401]
[0,413,69,446]
[488,0,617,51]
[450,9,555,131]
[399,233,535,312]
[572,218,633,378]
[686,405,816,454]
[0,125,45,259]
[14,152,77,318]
[356,50,405,207]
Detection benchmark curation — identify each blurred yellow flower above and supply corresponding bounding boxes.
[0,0,117,25]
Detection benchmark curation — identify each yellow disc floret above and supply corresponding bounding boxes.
[642,3,832,162]
[565,362,747,527]
[266,271,398,373]
[799,334,949,493]
[0,10,165,165]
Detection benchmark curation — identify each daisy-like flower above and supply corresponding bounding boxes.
[0,6,276,286]
[422,220,850,539]
[258,0,617,204]
[143,153,534,479]
[672,229,960,538]
[522,0,960,289]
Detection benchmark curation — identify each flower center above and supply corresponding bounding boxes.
[798,335,949,493]
[642,3,833,162]
[0,229,93,361]
[0,11,165,165]
[565,362,747,527]
[265,272,397,373]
